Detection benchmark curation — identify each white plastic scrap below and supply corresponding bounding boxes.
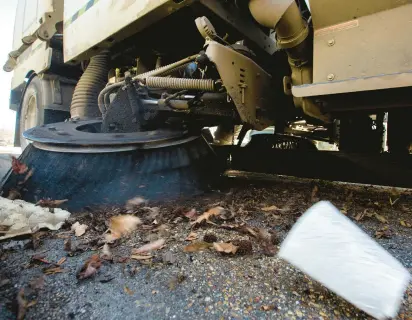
[278,201,410,320]
[0,197,71,240]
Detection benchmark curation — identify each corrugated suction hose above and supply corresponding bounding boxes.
[70,51,110,119]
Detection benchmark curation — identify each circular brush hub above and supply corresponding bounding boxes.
[23,120,192,153]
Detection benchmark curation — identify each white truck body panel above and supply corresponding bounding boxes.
[13,0,62,48]
[63,0,191,63]
[6,0,63,90]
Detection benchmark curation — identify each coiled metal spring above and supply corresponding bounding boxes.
[146,77,215,91]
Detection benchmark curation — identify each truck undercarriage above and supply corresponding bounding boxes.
[3,0,412,207]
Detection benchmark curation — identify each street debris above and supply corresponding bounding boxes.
[185,232,198,241]
[260,305,276,311]
[191,206,225,226]
[237,225,277,256]
[71,222,88,237]
[130,254,153,261]
[2,178,412,319]
[43,266,66,275]
[64,238,72,251]
[400,220,412,228]
[183,241,212,252]
[213,242,238,254]
[311,185,319,202]
[11,156,28,175]
[375,226,393,239]
[354,210,388,224]
[17,289,36,320]
[261,205,280,212]
[35,199,68,208]
[77,254,102,280]
[124,286,134,295]
[126,197,147,211]
[101,244,112,260]
[18,169,34,186]
[183,209,197,220]
[231,240,253,255]
[168,274,186,290]
[0,197,71,240]
[203,233,218,243]
[279,201,411,320]
[105,215,141,242]
[133,239,165,254]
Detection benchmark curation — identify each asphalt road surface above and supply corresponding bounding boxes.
[1,176,412,319]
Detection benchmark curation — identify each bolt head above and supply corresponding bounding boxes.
[327,74,335,81]
[328,39,335,46]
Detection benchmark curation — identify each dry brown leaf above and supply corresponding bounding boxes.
[12,156,28,175]
[311,185,319,202]
[31,255,50,265]
[57,257,66,265]
[133,238,165,254]
[400,220,412,228]
[183,241,212,252]
[36,199,68,208]
[184,209,197,220]
[43,267,66,275]
[354,210,373,222]
[374,213,388,224]
[18,169,34,185]
[124,286,134,295]
[261,205,280,212]
[375,226,393,239]
[261,305,276,311]
[101,243,112,260]
[106,215,142,242]
[191,206,225,226]
[185,232,198,241]
[77,254,102,280]
[238,224,259,238]
[256,228,272,243]
[71,222,88,237]
[261,242,277,257]
[17,289,28,320]
[213,242,238,254]
[130,255,153,261]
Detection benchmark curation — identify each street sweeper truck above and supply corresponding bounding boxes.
[3,0,412,208]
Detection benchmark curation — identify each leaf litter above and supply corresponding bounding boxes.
[213,242,238,254]
[71,222,88,237]
[105,215,141,242]
[77,254,102,280]
[133,238,165,254]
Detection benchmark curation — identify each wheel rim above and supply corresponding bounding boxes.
[22,95,38,146]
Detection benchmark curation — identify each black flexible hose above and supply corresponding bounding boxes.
[70,51,110,119]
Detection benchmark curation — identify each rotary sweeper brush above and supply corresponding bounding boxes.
[3,0,412,209]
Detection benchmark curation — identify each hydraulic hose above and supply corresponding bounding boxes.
[70,51,110,119]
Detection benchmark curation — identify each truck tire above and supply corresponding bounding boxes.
[18,76,71,149]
